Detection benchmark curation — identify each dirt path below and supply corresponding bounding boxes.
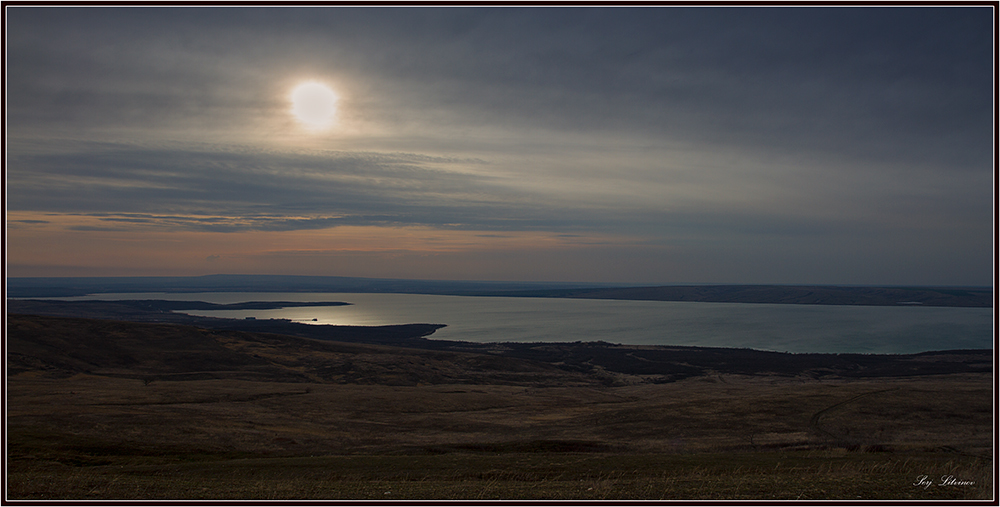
[808,387,900,442]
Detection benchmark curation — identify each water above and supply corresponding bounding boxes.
[59,292,993,354]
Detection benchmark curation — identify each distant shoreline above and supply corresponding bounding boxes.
[5,275,992,307]
[7,310,992,383]
[479,285,992,308]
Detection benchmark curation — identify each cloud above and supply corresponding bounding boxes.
[5,132,991,247]
[6,141,538,229]
[4,6,993,284]
[6,8,991,168]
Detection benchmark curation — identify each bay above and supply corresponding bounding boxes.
[64,292,993,354]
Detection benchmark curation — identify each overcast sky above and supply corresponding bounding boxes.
[5,6,994,285]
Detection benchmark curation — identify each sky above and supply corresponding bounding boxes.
[5,6,995,285]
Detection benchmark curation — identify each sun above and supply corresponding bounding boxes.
[289,81,339,130]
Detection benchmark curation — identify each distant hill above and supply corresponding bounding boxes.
[6,275,990,307]
[5,274,625,298]
[485,285,993,307]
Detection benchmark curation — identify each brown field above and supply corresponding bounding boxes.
[6,313,994,501]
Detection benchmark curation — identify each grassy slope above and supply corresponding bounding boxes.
[6,314,994,500]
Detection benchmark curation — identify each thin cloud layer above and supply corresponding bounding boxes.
[4,6,993,284]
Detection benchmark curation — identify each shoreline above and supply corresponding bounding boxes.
[7,296,992,355]
[6,277,991,308]
[7,304,993,383]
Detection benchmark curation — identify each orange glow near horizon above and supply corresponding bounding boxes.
[6,212,640,278]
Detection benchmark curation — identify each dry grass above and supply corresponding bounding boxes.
[7,371,993,500]
[8,451,992,500]
[9,374,991,455]
[6,314,993,501]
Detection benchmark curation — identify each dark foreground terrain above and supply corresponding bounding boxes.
[6,309,995,501]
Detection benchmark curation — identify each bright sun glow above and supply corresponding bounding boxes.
[289,81,339,130]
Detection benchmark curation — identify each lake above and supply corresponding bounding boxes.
[63,292,993,354]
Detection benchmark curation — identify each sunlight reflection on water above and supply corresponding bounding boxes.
[65,292,993,354]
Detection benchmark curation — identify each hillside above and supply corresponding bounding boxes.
[6,313,993,500]
[7,314,590,387]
